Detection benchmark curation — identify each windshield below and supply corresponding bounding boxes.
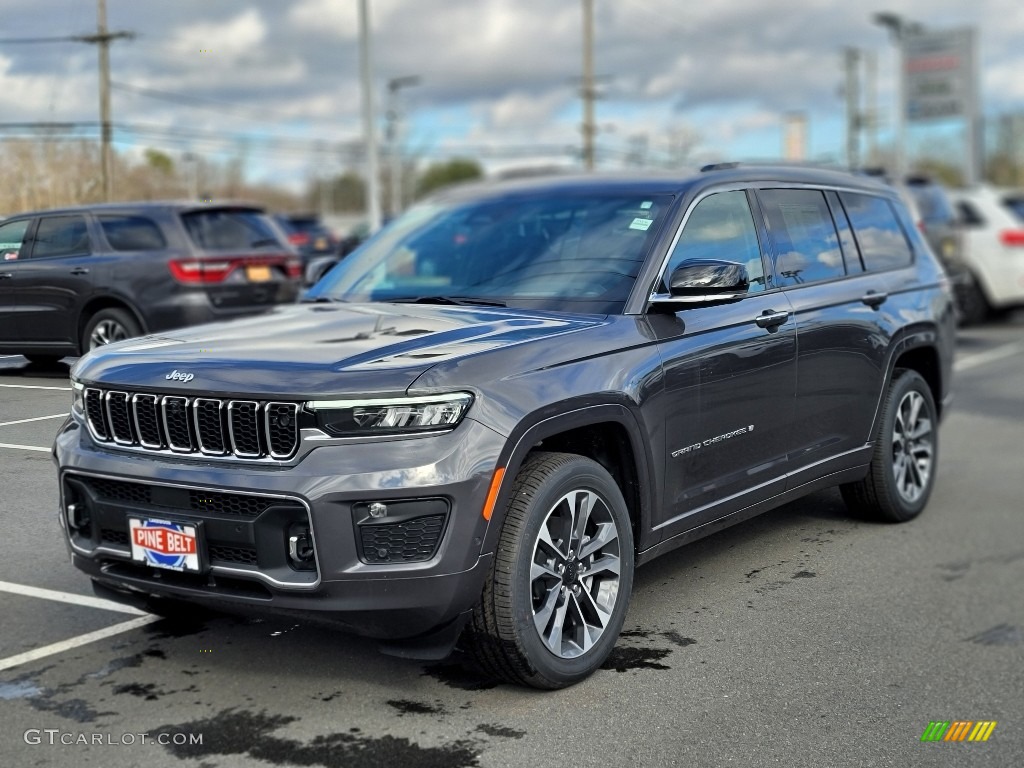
[310,191,672,312]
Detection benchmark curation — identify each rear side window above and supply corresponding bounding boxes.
[758,189,845,286]
[956,200,985,227]
[32,216,91,258]
[1004,197,1024,223]
[98,215,167,251]
[839,192,913,272]
[181,210,284,251]
[0,219,30,261]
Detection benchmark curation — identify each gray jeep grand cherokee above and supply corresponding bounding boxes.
[53,166,955,688]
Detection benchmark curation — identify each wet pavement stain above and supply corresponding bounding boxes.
[660,631,697,647]
[0,678,43,700]
[113,682,161,701]
[421,661,500,691]
[966,624,1022,646]
[600,646,671,673]
[387,699,445,716]
[475,723,525,739]
[149,708,482,768]
[792,571,817,579]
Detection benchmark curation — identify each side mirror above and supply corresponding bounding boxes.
[648,259,749,311]
[669,259,749,296]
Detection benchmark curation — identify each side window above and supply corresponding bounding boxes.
[98,215,167,251]
[826,191,863,273]
[759,189,845,286]
[665,190,766,293]
[839,192,914,272]
[31,216,92,259]
[0,219,30,261]
[956,200,985,227]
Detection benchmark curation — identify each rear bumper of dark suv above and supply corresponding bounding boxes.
[53,414,503,642]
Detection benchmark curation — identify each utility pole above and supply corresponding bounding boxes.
[865,50,878,165]
[386,76,420,218]
[843,48,861,169]
[358,0,382,233]
[873,13,923,180]
[78,0,133,202]
[581,0,596,170]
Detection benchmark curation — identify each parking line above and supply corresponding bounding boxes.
[0,413,67,427]
[0,615,160,673]
[955,341,1024,372]
[0,383,71,391]
[0,580,147,616]
[0,442,50,453]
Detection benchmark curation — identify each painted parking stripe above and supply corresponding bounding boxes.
[0,413,67,427]
[0,616,160,673]
[0,442,50,453]
[0,580,147,616]
[0,383,71,391]
[955,341,1023,372]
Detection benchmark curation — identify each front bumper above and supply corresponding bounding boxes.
[53,415,504,640]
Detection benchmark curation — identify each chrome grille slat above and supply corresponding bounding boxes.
[228,401,262,458]
[194,398,227,455]
[162,396,194,452]
[105,391,134,445]
[82,388,300,461]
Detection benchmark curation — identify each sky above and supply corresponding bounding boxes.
[0,0,1022,191]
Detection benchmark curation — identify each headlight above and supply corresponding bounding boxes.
[306,393,473,437]
[71,380,85,417]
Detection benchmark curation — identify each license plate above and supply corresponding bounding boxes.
[129,517,201,573]
[314,237,328,250]
[246,264,272,282]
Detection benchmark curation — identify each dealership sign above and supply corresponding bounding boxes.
[903,27,976,122]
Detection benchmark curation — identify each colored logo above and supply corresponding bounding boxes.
[921,721,997,742]
[130,519,198,571]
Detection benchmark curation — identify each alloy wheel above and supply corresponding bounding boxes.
[530,488,622,659]
[89,319,129,349]
[891,390,933,503]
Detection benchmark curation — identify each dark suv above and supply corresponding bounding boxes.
[53,167,955,688]
[0,202,301,363]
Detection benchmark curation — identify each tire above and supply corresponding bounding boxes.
[957,275,991,326]
[841,369,938,523]
[23,354,64,365]
[464,452,634,689]
[82,307,142,352]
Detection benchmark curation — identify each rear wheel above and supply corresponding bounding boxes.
[841,369,938,522]
[82,308,141,352]
[464,452,634,689]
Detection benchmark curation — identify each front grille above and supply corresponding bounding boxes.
[208,544,259,565]
[89,477,152,505]
[84,387,300,460]
[359,514,447,563]
[101,528,130,546]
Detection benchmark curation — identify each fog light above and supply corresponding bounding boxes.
[287,524,314,568]
[65,502,90,531]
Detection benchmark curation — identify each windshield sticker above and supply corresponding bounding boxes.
[640,201,653,209]
[629,217,654,231]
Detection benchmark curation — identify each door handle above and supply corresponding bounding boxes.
[0,272,12,279]
[754,309,789,330]
[861,290,888,308]
[70,267,90,276]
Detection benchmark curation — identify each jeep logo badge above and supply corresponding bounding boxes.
[165,370,195,383]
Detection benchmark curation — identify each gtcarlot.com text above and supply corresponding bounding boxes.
[23,729,203,747]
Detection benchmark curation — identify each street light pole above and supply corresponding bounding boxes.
[873,12,923,180]
[386,75,420,218]
[358,0,382,233]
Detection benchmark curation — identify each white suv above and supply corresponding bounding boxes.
[950,186,1024,323]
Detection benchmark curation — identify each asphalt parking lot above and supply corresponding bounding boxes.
[1,319,1022,768]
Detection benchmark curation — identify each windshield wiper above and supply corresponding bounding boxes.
[388,295,507,307]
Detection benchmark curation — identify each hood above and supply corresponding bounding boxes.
[71,302,606,398]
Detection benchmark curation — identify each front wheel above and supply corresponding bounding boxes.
[464,452,634,689]
[841,369,938,522]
